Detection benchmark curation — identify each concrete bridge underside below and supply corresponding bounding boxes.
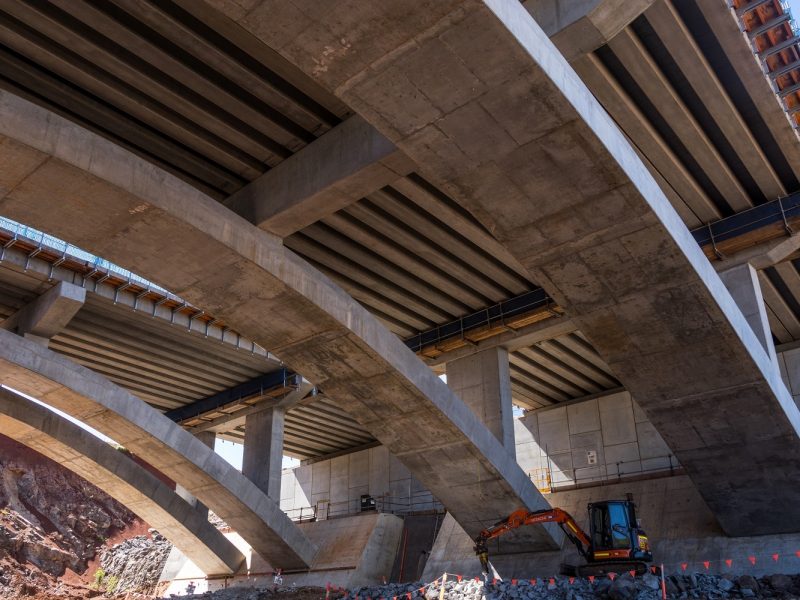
[0,91,559,549]
[0,387,245,575]
[204,0,800,535]
[0,0,798,543]
[0,329,316,569]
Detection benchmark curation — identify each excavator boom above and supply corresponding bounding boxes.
[474,500,653,577]
[476,507,592,569]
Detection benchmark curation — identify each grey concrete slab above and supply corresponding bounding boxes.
[0,90,559,548]
[207,0,800,535]
[0,330,316,568]
[224,115,412,237]
[0,387,244,575]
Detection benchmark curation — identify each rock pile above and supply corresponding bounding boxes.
[100,529,172,594]
[346,571,800,600]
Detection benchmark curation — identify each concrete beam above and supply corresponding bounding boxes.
[421,317,577,367]
[0,330,317,568]
[524,0,656,61]
[224,115,414,237]
[1,281,85,345]
[712,235,800,272]
[213,0,800,535]
[0,91,559,549]
[0,387,244,576]
[165,370,297,424]
[186,381,315,435]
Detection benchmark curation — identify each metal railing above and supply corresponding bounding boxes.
[531,453,680,493]
[0,215,173,296]
[283,493,445,523]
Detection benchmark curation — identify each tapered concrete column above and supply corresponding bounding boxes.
[176,430,216,516]
[719,263,777,364]
[242,407,284,500]
[778,348,800,410]
[447,347,515,453]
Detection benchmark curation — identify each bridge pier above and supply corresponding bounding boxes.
[243,406,285,501]
[447,347,515,454]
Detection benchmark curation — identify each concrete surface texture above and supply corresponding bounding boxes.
[242,406,284,500]
[0,89,558,549]
[0,329,317,569]
[0,387,244,576]
[778,347,800,409]
[514,390,677,487]
[447,347,515,453]
[207,0,800,535]
[423,475,800,580]
[224,115,412,237]
[0,280,85,347]
[161,512,403,593]
[280,445,437,519]
[523,0,656,61]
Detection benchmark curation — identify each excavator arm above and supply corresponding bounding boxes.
[474,508,591,572]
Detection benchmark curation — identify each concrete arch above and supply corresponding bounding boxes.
[0,90,560,549]
[0,329,316,569]
[0,387,244,576]
[203,0,800,535]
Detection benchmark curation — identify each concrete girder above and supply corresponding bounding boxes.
[186,381,315,434]
[570,52,719,226]
[0,387,244,576]
[0,330,317,568]
[421,316,577,367]
[523,0,656,61]
[1,280,85,345]
[210,0,800,535]
[711,235,800,272]
[643,0,785,201]
[0,91,560,549]
[605,28,752,212]
[224,115,414,238]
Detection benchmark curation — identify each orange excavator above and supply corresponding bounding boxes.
[474,496,653,577]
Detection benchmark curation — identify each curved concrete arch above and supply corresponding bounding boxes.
[200,0,800,535]
[0,330,316,569]
[0,91,559,549]
[0,387,245,576]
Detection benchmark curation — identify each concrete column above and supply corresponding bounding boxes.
[719,263,777,363]
[176,430,216,515]
[242,406,284,500]
[778,347,800,409]
[446,347,515,453]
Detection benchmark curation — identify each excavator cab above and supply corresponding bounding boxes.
[587,499,652,565]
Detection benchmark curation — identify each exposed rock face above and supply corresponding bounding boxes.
[0,434,141,597]
[99,530,171,594]
[0,435,171,598]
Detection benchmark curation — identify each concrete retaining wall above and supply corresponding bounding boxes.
[515,390,679,488]
[280,446,437,519]
[161,512,404,592]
